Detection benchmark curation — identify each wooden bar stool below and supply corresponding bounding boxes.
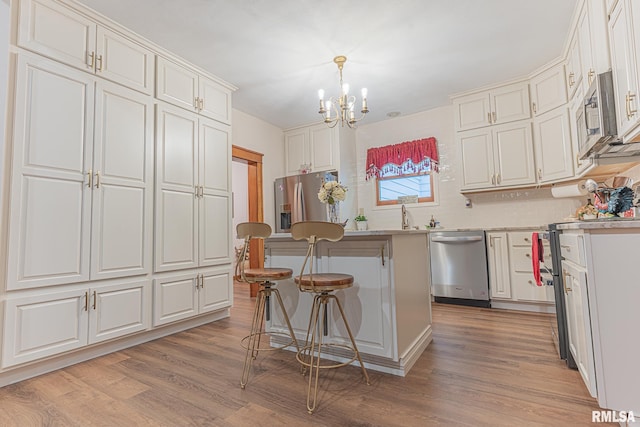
[290,221,370,414]
[236,222,300,389]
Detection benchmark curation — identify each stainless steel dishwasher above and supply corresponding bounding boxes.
[429,230,490,307]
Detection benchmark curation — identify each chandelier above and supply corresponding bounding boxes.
[317,56,369,128]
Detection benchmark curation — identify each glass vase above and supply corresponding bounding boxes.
[327,202,340,223]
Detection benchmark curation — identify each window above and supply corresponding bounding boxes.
[375,162,435,206]
[366,137,438,207]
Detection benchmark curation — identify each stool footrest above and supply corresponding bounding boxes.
[240,332,298,351]
[296,343,358,369]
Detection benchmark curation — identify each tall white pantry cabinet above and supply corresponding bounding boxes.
[0,0,235,383]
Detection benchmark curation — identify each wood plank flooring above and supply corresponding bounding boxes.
[0,283,611,426]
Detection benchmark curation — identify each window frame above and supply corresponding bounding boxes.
[375,171,435,206]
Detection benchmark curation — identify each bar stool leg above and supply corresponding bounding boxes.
[272,288,300,354]
[332,295,370,385]
[306,294,326,414]
[241,287,266,389]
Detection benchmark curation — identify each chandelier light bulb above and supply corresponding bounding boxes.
[342,83,350,95]
[318,89,325,100]
[361,88,368,98]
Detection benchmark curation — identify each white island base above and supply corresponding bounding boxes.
[265,230,432,377]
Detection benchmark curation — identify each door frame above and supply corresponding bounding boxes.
[232,145,263,297]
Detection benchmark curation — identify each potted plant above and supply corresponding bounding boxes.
[354,214,368,231]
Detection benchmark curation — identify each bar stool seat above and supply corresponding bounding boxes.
[291,221,370,414]
[236,222,300,389]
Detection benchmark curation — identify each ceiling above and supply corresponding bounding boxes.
[75,0,579,130]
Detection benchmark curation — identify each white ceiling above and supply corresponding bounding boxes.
[75,0,579,130]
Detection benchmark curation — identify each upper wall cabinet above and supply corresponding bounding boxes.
[453,81,531,131]
[18,0,154,94]
[566,32,583,98]
[533,106,574,183]
[530,63,567,116]
[284,124,340,176]
[608,0,640,142]
[156,57,232,125]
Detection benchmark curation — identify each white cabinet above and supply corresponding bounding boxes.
[6,53,153,290]
[156,57,232,125]
[508,231,553,303]
[487,232,511,299]
[284,124,338,176]
[155,102,232,273]
[453,81,531,131]
[608,0,640,142]
[17,0,154,94]
[459,121,536,191]
[152,268,232,327]
[530,64,567,116]
[2,279,150,367]
[533,106,574,183]
[566,33,583,98]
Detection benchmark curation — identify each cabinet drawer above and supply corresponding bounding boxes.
[510,243,550,271]
[509,231,536,246]
[559,233,586,267]
[512,272,555,303]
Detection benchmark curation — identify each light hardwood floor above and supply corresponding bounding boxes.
[0,283,611,426]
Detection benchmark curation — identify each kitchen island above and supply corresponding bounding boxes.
[264,229,431,376]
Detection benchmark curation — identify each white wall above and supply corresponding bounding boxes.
[231,160,248,250]
[231,109,284,229]
[355,105,583,230]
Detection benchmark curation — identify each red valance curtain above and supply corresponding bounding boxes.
[365,137,438,180]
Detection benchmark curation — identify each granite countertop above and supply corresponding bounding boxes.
[268,229,430,240]
[556,218,640,230]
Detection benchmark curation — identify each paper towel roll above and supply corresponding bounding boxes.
[551,181,588,198]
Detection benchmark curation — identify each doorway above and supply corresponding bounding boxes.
[232,146,264,297]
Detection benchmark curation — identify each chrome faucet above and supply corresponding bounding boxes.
[401,204,409,230]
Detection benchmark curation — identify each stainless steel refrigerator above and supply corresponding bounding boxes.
[274,171,338,233]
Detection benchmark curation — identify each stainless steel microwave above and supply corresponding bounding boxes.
[576,70,619,160]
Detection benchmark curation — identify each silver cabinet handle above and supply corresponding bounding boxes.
[84,291,89,311]
[431,236,483,243]
[199,98,204,111]
[87,51,95,69]
[96,54,103,72]
[95,171,101,188]
[194,97,199,110]
[87,169,93,188]
[92,290,97,310]
[381,246,385,267]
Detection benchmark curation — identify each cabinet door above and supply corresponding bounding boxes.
[577,4,596,90]
[88,280,150,344]
[198,268,232,314]
[284,128,309,176]
[153,273,198,326]
[459,128,495,190]
[562,261,597,397]
[453,92,491,131]
[533,107,574,183]
[609,0,639,138]
[155,103,198,272]
[199,118,232,266]
[487,232,511,299]
[493,122,536,187]
[323,240,393,358]
[156,57,199,113]
[2,288,89,368]
[566,34,583,97]
[7,54,94,290]
[198,75,232,124]
[18,0,96,72]
[309,125,336,172]
[491,82,531,125]
[530,64,567,116]
[95,26,154,95]
[91,80,153,280]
